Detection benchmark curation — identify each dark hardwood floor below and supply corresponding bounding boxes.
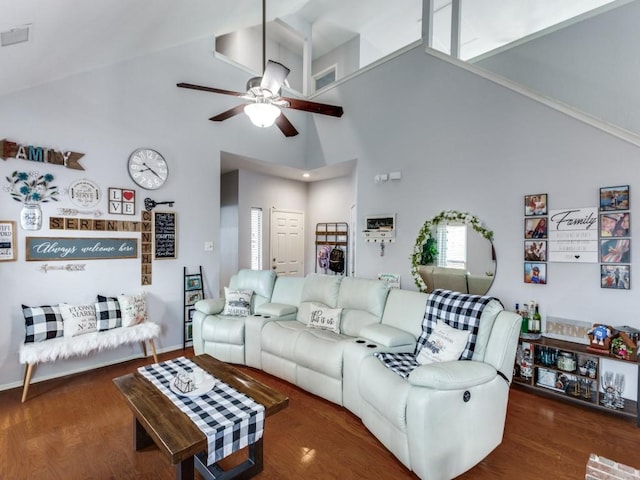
[1,349,638,479]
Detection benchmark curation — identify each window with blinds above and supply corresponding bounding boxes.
[436,224,467,269]
[250,207,262,270]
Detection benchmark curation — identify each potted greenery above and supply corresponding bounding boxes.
[420,234,438,265]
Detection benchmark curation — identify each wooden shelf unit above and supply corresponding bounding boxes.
[513,336,639,426]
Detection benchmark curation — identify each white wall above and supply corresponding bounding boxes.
[306,172,357,275]
[312,36,361,87]
[237,169,308,273]
[220,170,240,295]
[313,43,640,331]
[476,0,640,136]
[215,27,304,92]
[0,37,308,389]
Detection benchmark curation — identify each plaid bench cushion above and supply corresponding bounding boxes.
[415,289,498,360]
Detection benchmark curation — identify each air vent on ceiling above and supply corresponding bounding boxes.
[1,26,30,47]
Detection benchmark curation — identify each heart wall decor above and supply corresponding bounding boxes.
[108,187,136,215]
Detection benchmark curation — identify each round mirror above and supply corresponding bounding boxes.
[411,211,496,295]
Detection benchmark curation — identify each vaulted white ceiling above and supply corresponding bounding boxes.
[0,0,621,98]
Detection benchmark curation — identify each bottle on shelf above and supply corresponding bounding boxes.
[521,304,530,334]
[532,303,542,334]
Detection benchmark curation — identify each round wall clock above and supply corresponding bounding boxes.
[127,148,169,190]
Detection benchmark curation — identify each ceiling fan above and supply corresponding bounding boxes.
[176,0,344,137]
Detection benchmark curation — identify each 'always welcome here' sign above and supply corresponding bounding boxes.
[26,237,138,261]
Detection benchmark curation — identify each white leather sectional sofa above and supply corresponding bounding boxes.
[193,269,521,480]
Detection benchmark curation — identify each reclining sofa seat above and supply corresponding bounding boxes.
[191,269,277,364]
[357,294,521,480]
[260,273,390,405]
[343,287,428,417]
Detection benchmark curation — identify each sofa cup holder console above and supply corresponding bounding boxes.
[355,339,377,348]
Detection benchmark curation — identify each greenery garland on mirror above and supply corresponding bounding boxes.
[410,210,494,291]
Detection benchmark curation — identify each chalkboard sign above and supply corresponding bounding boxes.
[154,211,176,259]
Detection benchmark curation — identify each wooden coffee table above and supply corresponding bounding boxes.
[113,354,288,480]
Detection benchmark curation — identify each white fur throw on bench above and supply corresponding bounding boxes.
[19,321,160,364]
[19,321,160,402]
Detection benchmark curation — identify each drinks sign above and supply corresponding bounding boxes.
[548,207,598,263]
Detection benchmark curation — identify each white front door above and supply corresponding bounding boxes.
[270,209,304,276]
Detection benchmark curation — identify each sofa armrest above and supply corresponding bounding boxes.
[194,298,225,315]
[359,324,416,348]
[408,361,497,390]
[254,302,297,318]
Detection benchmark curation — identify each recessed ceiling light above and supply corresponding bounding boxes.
[302,173,310,178]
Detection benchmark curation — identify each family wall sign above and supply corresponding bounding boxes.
[0,138,85,170]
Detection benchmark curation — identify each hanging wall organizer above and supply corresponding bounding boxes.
[315,222,348,276]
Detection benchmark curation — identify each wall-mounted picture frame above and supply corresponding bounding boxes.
[185,322,193,342]
[524,240,547,262]
[524,194,548,216]
[153,211,176,260]
[599,212,630,238]
[185,290,203,306]
[600,185,629,211]
[187,307,195,321]
[525,217,548,239]
[108,187,136,215]
[0,220,17,262]
[524,262,546,284]
[600,239,630,263]
[185,275,202,291]
[601,265,630,290]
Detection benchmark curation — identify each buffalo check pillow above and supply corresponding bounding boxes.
[95,295,122,331]
[415,289,496,361]
[22,304,64,343]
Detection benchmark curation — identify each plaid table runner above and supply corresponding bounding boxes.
[138,356,265,466]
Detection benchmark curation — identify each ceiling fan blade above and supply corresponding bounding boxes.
[280,96,344,117]
[209,104,247,122]
[275,113,299,137]
[177,82,245,97]
[260,60,290,97]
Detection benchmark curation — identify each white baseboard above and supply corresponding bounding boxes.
[0,343,184,392]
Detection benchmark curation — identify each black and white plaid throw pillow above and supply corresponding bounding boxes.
[415,289,497,361]
[22,304,64,343]
[95,295,122,331]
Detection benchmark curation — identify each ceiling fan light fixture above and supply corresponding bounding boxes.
[244,102,281,128]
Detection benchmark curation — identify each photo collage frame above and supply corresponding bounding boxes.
[524,193,548,285]
[523,186,631,289]
[599,185,630,290]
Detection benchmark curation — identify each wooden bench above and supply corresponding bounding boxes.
[19,321,160,402]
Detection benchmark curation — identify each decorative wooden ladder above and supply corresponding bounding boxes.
[183,266,205,349]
